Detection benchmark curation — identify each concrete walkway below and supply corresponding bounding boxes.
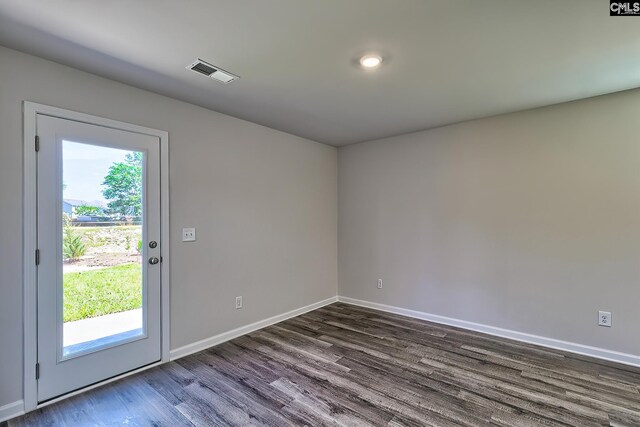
[63,308,143,348]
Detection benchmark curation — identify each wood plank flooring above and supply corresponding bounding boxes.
[5,303,640,426]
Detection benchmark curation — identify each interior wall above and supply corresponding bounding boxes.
[0,45,337,408]
[339,88,640,357]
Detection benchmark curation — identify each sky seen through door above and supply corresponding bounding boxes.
[63,140,128,204]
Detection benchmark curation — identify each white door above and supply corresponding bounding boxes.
[36,114,161,402]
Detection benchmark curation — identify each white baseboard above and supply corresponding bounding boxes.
[337,296,640,368]
[0,400,24,423]
[170,296,338,361]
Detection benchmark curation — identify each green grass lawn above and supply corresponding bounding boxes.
[63,263,142,322]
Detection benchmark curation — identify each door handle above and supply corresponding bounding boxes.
[148,257,160,265]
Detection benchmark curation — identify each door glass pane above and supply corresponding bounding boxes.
[61,141,144,357]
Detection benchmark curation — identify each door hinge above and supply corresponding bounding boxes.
[35,249,40,266]
[35,135,40,152]
[35,363,40,380]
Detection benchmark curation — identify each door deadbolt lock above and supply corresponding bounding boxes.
[148,257,160,265]
[149,241,158,249]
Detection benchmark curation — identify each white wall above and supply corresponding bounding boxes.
[0,45,337,408]
[339,88,640,357]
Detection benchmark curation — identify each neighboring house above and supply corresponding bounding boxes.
[62,200,73,216]
[63,199,108,218]
[62,199,86,217]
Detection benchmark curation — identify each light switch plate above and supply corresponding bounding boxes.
[182,227,196,242]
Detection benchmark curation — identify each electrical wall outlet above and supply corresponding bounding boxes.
[182,227,196,242]
[598,311,612,327]
[377,279,383,289]
[235,296,243,309]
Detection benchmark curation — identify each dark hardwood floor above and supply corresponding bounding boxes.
[5,303,640,426]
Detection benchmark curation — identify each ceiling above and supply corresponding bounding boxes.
[1,1,639,146]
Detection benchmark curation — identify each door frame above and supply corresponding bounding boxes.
[22,101,170,412]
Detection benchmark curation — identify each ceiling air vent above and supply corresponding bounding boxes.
[187,59,239,84]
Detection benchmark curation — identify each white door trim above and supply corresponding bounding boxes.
[22,101,170,412]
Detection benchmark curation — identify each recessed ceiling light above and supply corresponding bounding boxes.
[359,54,383,69]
